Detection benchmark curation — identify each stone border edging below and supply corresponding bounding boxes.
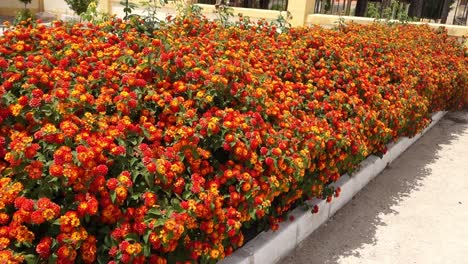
[219,111,447,264]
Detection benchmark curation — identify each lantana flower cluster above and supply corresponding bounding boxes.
[0,16,466,263]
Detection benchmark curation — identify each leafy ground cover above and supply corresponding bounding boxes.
[0,16,466,263]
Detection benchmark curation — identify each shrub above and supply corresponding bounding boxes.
[13,9,35,26]
[65,0,97,16]
[0,17,466,263]
[14,0,34,26]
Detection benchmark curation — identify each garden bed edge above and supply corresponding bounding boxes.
[219,111,448,264]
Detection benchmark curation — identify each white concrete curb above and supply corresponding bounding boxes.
[219,111,447,264]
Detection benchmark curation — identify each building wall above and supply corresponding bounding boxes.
[43,0,74,15]
[0,0,40,9]
[0,0,40,16]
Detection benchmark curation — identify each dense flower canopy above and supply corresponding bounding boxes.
[0,16,466,263]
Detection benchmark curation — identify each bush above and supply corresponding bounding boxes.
[65,0,97,16]
[13,9,35,26]
[0,17,466,263]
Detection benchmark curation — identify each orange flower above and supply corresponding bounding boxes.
[115,186,128,202]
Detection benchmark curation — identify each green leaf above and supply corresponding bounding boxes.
[144,172,154,189]
[143,231,150,244]
[104,234,112,246]
[182,191,192,200]
[1,168,13,177]
[125,233,140,242]
[110,192,117,203]
[171,198,180,207]
[131,193,140,200]
[23,254,37,264]
[150,218,165,227]
[48,254,58,264]
[147,207,162,217]
[143,244,151,257]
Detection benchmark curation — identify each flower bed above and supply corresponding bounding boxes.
[0,17,466,263]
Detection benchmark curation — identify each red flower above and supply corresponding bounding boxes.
[106,178,118,191]
[312,205,319,214]
[14,197,34,211]
[28,98,42,108]
[24,143,40,159]
[36,237,53,259]
[95,164,108,176]
[30,210,45,225]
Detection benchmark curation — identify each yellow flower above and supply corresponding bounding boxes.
[164,219,176,231]
[209,184,219,195]
[15,226,34,243]
[70,216,80,227]
[262,200,271,208]
[155,159,167,174]
[210,249,220,259]
[0,237,10,250]
[188,199,196,211]
[9,104,22,117]
[160,230,169,243]
[196,90,205,98]
[71,231,82,243]
[43,123,57,134]
[42,209,56,221]
[125,244,136,255]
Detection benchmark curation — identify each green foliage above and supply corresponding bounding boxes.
[174,0,203,19]
[366,2,381,19]
[80,0,111,23]
[335,14,347,32]
[271,11,292,33]
[14,8,35,25]
[64,0,96,15]
[214,1,234,27]
[15,0,34,25]
[367,0,414,22]
[122,0,168,35]
[139,0,167,24]
[270,3,287,11]
[120,0,139,20]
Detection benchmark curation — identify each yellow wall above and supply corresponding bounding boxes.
[198,3,284,20]
[288,0,315,26]
[0,0,40,9]
[0,0,40,16]
[43,0,73,15]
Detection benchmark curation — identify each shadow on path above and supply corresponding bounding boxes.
[280,111,468,264]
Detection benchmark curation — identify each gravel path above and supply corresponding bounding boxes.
[280,111,468,264]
